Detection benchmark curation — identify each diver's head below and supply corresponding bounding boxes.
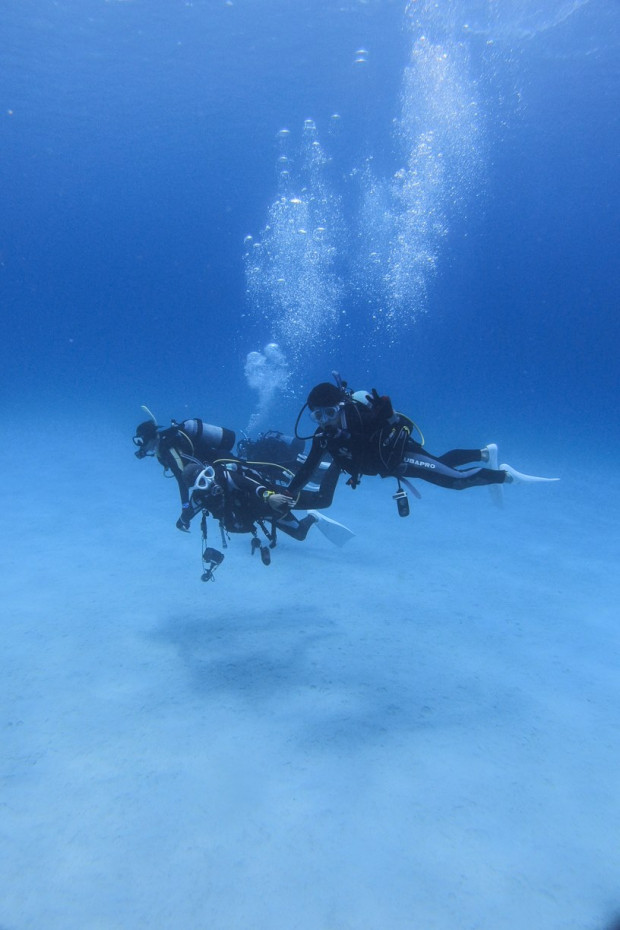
[307,382,345,427]
[183,463,216,499]
[133,420,159,458]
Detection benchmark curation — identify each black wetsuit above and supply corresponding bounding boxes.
[288,397,506,495]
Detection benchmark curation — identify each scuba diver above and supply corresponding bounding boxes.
[134,406,333,529]
[133,406,236,528]
[180,459,353,582]
[287,375,559,514]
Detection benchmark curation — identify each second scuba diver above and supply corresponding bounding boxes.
[180,459,353,580]
[287,377,559,508]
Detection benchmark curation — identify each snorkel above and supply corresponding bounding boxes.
[133,405,160,458]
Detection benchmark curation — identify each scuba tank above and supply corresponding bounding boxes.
[172,418,236,457]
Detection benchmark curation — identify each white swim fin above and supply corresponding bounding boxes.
[307,510,355,547]
[501,463,560,484]
[483,443,499,470]
[488,484,504,508]
[483,444,503,507]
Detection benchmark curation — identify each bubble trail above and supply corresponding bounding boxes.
[244,120,345,369]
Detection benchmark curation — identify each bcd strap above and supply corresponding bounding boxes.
[257,519,278,548]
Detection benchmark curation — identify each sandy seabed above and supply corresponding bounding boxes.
[2,422,619,930]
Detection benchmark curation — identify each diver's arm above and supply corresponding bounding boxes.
[176,497,204,532]
[368,388,396,423]
[228,468,294,516]
[228,469,267,498]
[160,440,193,528]
[158,437,191,508]
[295,459,340,510]
[286,438,325,495]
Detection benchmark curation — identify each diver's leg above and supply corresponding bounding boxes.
[400,443,505,490]
[276,513,317,541]
[437,449,484,467]
[438,444,497,468]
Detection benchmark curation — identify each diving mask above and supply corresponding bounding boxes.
[189,465,216,495]
[309,405,341,425]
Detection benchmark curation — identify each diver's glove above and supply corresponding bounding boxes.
[176,505,191,532]
[262,491,294,515]
[369,388,394,420]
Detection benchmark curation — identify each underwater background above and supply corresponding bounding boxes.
[2,0,618,453]
[2,3,620,929]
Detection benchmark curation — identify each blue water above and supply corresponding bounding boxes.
[2,0,618,449]
[2,4,620,927]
